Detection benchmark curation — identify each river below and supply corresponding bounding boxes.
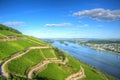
[52,41,120,79]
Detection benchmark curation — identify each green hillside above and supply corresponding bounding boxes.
[0,25,116,80]
[0,24,21,34]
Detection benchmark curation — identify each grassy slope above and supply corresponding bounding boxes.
[26,36,47,45]
[0,30,23,37]
[6,49,44,75]
[0,33,7,38]
[0,30,47,62]
[0,39,44,62]
[65,53,116,80]
[36,51,116,80]
[35,63,70,80]
[41,48,56,58]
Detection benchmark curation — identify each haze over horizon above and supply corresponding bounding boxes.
[0,0,120,38]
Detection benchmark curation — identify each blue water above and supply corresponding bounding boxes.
[52,41,120,79]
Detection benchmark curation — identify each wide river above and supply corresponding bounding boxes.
[52,41,120,79]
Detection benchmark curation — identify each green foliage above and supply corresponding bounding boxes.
[53,48,65,61]
[41,48,56,58]
[6,49,44,75]
[9,74,27,80]
[35,63,69,80]
[0,33,7,38]
[26,36,47,46]
[0,30,23,37]
[0,24,22,34]
[65,54,81,72]
[35,52,110,80]
[65,53,110,80]
[0,39,41,61]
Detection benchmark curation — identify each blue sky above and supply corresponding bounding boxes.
[0,0,120,38]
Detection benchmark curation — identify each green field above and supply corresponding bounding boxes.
[0,33,7,38]
[35,63,70,80]
[6,49,44,76]
[41,48,56,58]
[26,36,47,45]
[0,30,23,37]
[0,39,45,62]
[34,51,116,80]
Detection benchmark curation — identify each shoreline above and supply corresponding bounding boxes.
[52,45,117,79]
[77,44,120,55]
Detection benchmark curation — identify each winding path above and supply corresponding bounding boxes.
[27,60,50,79]
[0,36,86,80]
[0,36,24,42]
[1,46,49,78]
[27,58,68,79]
[65,66,86,80]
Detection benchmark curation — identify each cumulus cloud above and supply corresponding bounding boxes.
[73,8,120,21]
[45,23,72,27]
[3,21,25,26]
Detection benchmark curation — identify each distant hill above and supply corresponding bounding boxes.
[0,24,22,34]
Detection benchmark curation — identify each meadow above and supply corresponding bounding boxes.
[0,39,44,62]
[0,33,7,38]
[6,49,45,76]
[35,63,70,80]
[41,48,56,58]
[0,30,23,37]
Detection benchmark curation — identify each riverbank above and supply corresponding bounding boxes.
[52,41,120,79]
[78,44,120,55]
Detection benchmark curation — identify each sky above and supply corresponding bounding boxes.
[0,0,120,38]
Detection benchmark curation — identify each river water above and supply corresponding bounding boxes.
[52,41,120,79]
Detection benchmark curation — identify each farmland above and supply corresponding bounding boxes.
[0,39,45,62]
[6,49,44,76]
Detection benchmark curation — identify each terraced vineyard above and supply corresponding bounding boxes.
[0,25,116,80]
[0,30,23,37]
[0,39,46,62]
[41,48,56,58]
[6,49,45,76]
[0,33,7,38]
[35,63,70,80]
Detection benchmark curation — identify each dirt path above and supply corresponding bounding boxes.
[0,36,24,42]
[27,58,68,79]
[1,46,49,78]
[65,66,86,80]
[27,60,50,79]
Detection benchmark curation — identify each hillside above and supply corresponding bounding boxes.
[0,24,21,34]
[0,25,116,80]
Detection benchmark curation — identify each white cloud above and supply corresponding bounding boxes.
[3,21,25,26]
[45,23,72,27]
[73,8,120,21]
